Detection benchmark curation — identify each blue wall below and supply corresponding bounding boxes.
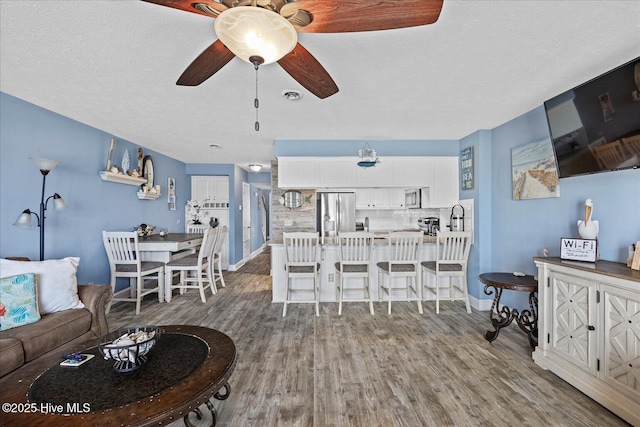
[485,106,640,308]
[0,93,189,285]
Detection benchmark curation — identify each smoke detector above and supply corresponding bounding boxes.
[282,90,303,101]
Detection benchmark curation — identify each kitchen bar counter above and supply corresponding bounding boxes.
[270,232,440,304]
[268,232,437,246]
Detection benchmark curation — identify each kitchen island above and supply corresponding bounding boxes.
[269,233,440,304]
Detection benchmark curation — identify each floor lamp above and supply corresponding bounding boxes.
[13,158,67,261]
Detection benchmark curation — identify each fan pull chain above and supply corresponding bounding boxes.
[254,60,259,131]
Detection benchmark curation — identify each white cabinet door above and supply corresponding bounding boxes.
[549,271,598,375]
[319,158,357,187]
[430,157,459,207]
[356,188,401,209]
[388,188,405,208]
[601,283,640,400]
[356,188,376,209]
[393,158,432,187]
[355,160,393,187]
[278,157,320,188]
[191,176,229,204]
[191,176,210,201]
[212,177,229,203]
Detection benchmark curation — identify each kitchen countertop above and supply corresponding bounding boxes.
[268,232,437,246]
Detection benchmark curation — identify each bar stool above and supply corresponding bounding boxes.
[377,231,423,315]
[422,231,472,314]
[282,232,320,317]
[335,232,375,315]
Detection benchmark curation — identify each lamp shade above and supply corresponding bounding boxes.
[14,209,34,228]
[249,164,263,172]
[52,193,67,210]
[214,7,297,65]
[29,158,60,172]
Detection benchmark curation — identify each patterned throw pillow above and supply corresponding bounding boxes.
[0,273,41,331]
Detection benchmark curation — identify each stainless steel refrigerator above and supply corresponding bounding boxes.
[317,192,356,238]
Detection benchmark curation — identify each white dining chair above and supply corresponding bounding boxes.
[102,231,165,315]
[212,225,228,291]
[421,231,472,314]
[335,232,375,315]
[164,227,218,303]
[282,232,320,317]
[186,223,208,235]
[377,231,423,315]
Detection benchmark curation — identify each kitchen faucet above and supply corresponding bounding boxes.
[364,216,369,232]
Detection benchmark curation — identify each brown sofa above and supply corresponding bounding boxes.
[0,284,112,377]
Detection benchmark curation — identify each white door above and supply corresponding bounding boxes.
[242,182,251,261]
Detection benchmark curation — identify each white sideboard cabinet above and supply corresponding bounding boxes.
[533,257,640,426]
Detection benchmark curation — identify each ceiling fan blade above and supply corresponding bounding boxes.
[140,0,227,18]
[278,43,339,99]
[177,40,235,86]
[281,0,443,33]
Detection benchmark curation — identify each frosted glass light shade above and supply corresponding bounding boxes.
[29,158,60,172]
[14,210,34,228]
[214,7,297,65]
[52,193,67,210]
[249,164,262,172]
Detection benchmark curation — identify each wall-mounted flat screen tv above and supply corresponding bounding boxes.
[544,57,640,178]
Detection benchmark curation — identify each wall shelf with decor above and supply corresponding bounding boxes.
[99,171,146,186]
[137,191,161,200]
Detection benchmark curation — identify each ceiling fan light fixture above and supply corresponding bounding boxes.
[214,7,298,65]
[249,164,263,172]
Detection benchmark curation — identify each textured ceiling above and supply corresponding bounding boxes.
[1,1,639,172]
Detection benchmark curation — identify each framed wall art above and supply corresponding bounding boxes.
[168,177,176,210]
[512,137,560,200]
[460,146,474,190]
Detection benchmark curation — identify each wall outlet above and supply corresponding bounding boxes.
[328,273,334,282]
[177,219,181,224]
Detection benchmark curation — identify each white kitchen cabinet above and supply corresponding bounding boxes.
[430,157,459,207]
[356,188,406,209]
[533,258,640,426]
[393,158,433,187]
[191,176,229,204]
[355,159,394,187]
[277,157,320,188]
[318,158,357,187]
[356,188,376,209]
[388,188,405,208]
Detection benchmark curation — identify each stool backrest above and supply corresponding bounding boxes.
[339,232,374,265]
[102,231,141,269]
[387,231,423,265]
[435,231,472,268]
[283,232,319,266]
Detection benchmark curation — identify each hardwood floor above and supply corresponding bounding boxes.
[107,249,629,427]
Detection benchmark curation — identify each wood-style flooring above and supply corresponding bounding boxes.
[107,248,630,427]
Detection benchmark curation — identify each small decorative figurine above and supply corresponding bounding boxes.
[577,198,599,240]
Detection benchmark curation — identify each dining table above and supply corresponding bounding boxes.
[137,233,203,263]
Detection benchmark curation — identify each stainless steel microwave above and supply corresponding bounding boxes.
[405,188,426,209]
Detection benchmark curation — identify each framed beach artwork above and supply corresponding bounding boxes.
[512,137,560,200]
[168,177,176,210]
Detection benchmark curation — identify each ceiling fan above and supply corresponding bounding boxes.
[141,0,444,99]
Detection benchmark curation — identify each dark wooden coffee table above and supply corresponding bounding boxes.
[0,325,236,426]
[479,272,539,349]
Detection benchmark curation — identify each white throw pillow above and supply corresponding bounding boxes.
[0,257,84,314]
